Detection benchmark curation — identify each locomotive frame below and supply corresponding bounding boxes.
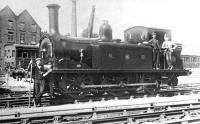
[49,65,189,99]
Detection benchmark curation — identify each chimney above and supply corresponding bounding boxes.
[71,0,77,37]
[47,4,60,35]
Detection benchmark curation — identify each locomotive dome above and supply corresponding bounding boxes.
[99,20,113,42]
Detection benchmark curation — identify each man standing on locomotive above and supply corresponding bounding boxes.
[162,34,177,70]
[28,58,51,107]
[147,32,160,69]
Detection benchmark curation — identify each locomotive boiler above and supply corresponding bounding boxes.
[40,4,190,99]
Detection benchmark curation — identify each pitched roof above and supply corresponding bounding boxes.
[18,10,40,28]
[0,6,41,29]
[0,5,16,16]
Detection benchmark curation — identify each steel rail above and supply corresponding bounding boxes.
[0,83,199,108]
[1,94,200,123]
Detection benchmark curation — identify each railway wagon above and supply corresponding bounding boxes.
[39,4,190,99]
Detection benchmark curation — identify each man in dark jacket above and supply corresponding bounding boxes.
[28,58,51,107]
[148,32,160,69]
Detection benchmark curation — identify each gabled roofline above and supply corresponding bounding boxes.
[0,5,16,16]
[17,10,41,28]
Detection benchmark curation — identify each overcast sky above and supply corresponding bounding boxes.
[0,0,200,55]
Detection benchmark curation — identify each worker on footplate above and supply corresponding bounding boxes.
[28,58,51,107]
[162,34,177,70]
[148,32,160,69]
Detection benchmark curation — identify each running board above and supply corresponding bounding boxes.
[81,83,158,88]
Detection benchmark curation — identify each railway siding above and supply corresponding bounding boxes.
[1,94,200,123]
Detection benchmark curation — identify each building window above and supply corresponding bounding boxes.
[20,32,25,44]
[16,50,22,57]
[31,34,36,44]
[20,22,25,31]
[186,57,189,62]
[31,52,36,58]
[183,57,186,62]
[184,57,186,62]
[31,24,37,32]
[8,20,14,29]
[8,31,14,42]
[12,50,15,57]
[193,57,197,62]
[23,52,28,58]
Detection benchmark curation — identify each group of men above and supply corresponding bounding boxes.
[144,32,177,70]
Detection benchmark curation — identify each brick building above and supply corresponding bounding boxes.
[181,55,200,68]
[0,6,41,68]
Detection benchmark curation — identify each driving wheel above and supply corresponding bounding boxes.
[59,74,92,99]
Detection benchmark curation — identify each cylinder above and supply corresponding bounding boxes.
[47,4,60,35]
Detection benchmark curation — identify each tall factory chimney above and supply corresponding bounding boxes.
[47,4,60,35]
[71,0,77,37]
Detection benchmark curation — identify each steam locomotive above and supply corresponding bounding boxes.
[40,4,190,99]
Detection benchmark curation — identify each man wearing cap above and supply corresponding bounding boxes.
[28,58,50,106]
[147,32,160,69]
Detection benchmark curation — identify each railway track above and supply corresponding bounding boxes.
[0,83,200,108]
[1,94,200,124]
[0,90,32,98]
[0,95,50,108]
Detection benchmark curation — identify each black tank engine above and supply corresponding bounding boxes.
[40,4,190,99]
